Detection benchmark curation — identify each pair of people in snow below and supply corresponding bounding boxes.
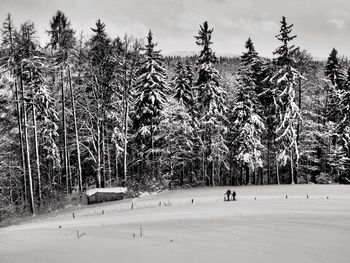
[225,189,236,201]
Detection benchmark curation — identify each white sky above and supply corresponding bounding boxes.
[1,0,350,59]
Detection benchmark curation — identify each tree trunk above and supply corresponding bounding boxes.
[230,162,233,186]
[218,163,221,186]
[267,137,271,185]
[61,67,69,193]
[245,166,249,185]
[102,121,106,187]
[151,115,155,179]
[68,151,73,190]
[96,117,101,188]
[20,72,35,214]
[123,81,129,184]
[290,150,295,184]
[211,161,215,186]
[8,154,13,205]
[170,164,173,189]
[295,77,302,184]
[239,165,243,185]
[115,141,119,186]
[107,137,112,187]
[276,161,280,185]
[68,66,82,191]
[47,158,52,190]
[32,97,41,205]
[202,147,206,184]
[14,79,27,202]
[182,162,185,186]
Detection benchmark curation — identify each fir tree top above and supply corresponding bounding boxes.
[145,30,162,61]
[1,14,15,51]
[88,19,113,67]
[273,16,298,66]
[324,48,343,86]
[194,21,225,121]
[240,37,258,67]
[195,21,217,65]
[90,19,110,47]
[48,10,75,51]
[134,30,168,128]
[15,21,38,61]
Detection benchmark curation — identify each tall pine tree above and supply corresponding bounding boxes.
[270,16,302,184]
[231,38,265,185]
[134,30,168,179]
[195,21,227,186]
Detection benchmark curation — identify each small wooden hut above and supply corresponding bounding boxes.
[86,187,127,205]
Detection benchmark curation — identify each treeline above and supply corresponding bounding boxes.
[0,12,349,216]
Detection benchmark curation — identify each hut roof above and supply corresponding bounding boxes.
[86,187,127,197]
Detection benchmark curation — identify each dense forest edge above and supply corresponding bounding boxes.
[1,11,350,219]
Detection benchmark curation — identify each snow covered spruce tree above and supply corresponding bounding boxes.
[162,60,198,186]
[194,21,227,186]
[172,60,195,114]
[324,48,346,124]
[134,30,168,181]
[324,48,346,88]
[156,98,196,187]
[231,38,265,185]
[240,38,264,88]
[270,16,302,184]
[255,56,278,184]
[322,48,349,179]
[338,68,350,135]
[292,51,327,183]
[185,60,195,88]
[334,62,350,179]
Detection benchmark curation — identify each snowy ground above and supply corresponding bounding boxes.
[1,184,350,263]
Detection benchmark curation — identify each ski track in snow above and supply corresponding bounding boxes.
[1,184,350,263]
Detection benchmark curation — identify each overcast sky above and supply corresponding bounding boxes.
[1,0,350,59]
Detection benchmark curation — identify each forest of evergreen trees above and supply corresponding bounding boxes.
[1,11,350,216]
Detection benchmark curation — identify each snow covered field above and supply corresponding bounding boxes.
[1,184,350,263]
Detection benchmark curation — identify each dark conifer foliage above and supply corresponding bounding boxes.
[324,48,346,123]
[230,38,265,185]
[241,38,258,66]
[195,21,216,65]
[134,30,168,130]
[324,48,346,87]
[133,30,168,180]
[194,21,227,186]
[195,21,225,118]
[270,16,303,184]
[273,16,298,67]
[172,60,194,110]
[48,10,75,51]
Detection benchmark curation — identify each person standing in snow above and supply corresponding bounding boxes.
[232,191,236,201]
[225,189,231,201]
